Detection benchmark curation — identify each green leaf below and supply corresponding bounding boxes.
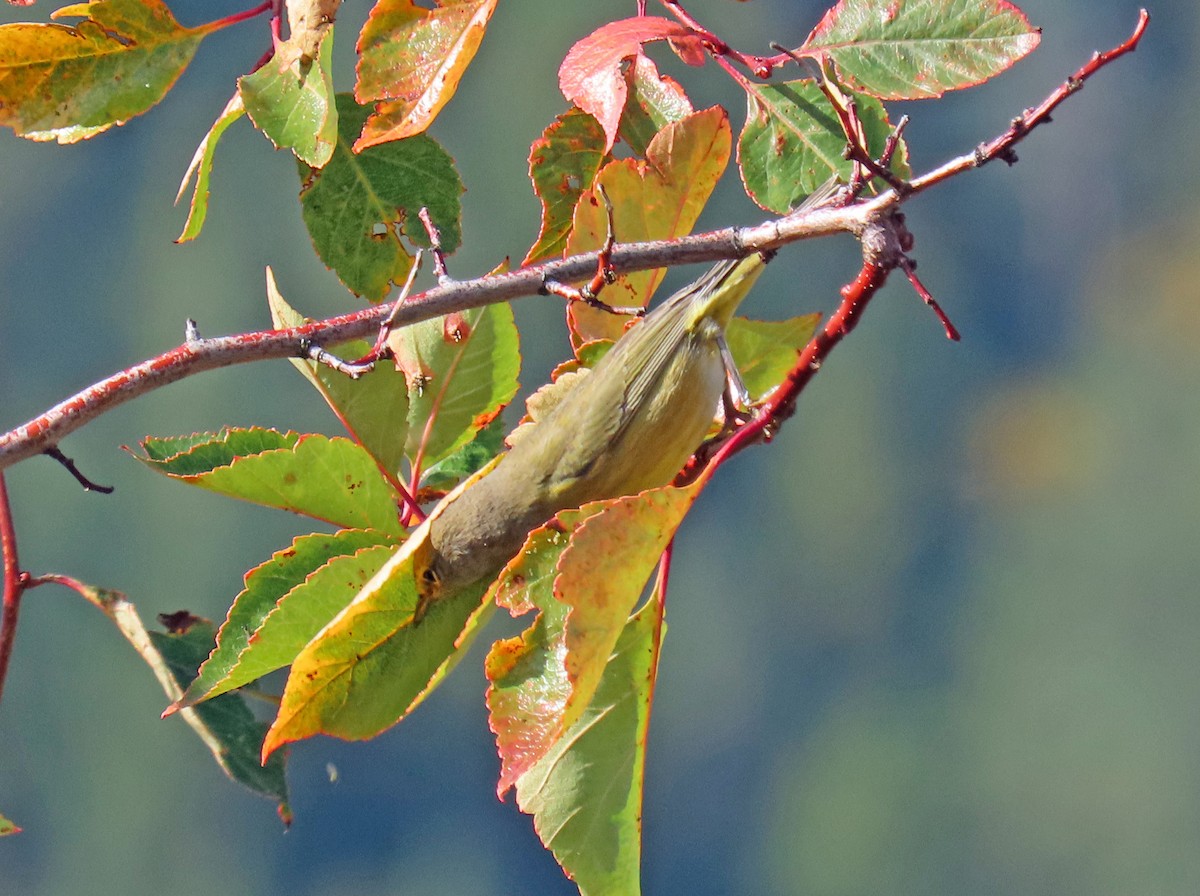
[516,600,662,896]
[391,300,520,473]
[239,26,337,167]
[267,270,411,477]
[175,93,246,243]
[354,0,499,149]
[77,586,290,820]
[136,428,300,471]
[524,109,608,265]
[618,52,693,157]
[299,93,464,301]
[135,430,404,535]
[726,313,822,401]
[175,529,400,707]
[0,0,204,143]
[801,0,1041,100]
[263,534,493,755]
[419,415,506,491]
[738,79,909,214]
[0,812,19,837]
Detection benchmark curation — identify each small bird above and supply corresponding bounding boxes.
[411,251,771,619]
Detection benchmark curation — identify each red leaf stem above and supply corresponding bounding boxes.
[0,474,24,709]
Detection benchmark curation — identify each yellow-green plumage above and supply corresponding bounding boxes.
[414,252,769,605]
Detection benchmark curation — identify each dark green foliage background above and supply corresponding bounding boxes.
[2,1,1198,894]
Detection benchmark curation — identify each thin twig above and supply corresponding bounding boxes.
[906,9,1150,196]
[42,446,114,493]
[658,0,775,78]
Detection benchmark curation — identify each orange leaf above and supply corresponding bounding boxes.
[0,0,203,143]
[354,0,498,150]
[564,105,731,346]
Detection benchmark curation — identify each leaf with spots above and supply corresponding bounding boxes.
[133,430,404,535]
[0,0,207,143]
[388,298,520,476]
[515,599,664,896]
[298,93,463,301]
[354,0,498,149]
[738,79,908,214]
[487,481,700,799]
[524,108,609,265]
[262,464,502,756]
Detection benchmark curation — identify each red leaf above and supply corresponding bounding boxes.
[558,16,699,151]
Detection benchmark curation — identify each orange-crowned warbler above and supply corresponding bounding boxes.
[411,251,771,619]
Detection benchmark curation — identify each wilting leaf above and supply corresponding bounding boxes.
[175,93,246,242]
[77,585,289,819]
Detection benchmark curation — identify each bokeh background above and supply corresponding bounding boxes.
[3,1,1198,893]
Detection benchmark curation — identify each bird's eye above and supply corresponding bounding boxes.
[421,567,439,585]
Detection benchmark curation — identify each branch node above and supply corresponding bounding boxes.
[417,207,453,285]
[305,342,374,378]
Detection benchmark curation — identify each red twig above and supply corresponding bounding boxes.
[195,0,273,35]
[418,208,452,284]
[658,0,775,78]
[687,260,891,484]
[0,473,25,709]
[540,186,647,318]
[908,9,1150,195]
[901,258,960,342]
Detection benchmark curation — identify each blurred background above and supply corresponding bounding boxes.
[2,0,1197,893]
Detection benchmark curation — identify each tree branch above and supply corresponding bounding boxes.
[0,202,874,473]
[0,9,1149,475]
